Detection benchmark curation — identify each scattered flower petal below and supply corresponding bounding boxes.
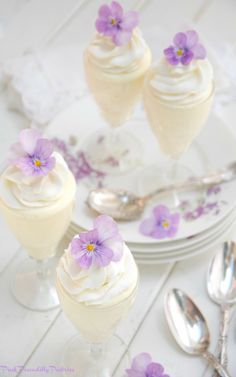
[126,353,170,377]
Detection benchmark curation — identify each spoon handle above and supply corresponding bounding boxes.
[219,306,230,367]
[203,351,231,377]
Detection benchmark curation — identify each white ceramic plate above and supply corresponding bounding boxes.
[46,97,236,244]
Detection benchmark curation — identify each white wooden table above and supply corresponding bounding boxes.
[0,1,236,376]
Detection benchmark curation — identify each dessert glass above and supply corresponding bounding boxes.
[83,3,151,174]
[0,129,76,311]
[56,215,139,376]
[142,30,214,206]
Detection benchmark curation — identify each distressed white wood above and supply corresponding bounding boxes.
[0,1,235,377]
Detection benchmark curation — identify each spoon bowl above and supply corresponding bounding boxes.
[165,288,210,355]
[207,241,236,306]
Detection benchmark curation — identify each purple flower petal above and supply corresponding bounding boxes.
[71,237,84,254]
[113,29,132,46]
[146,362,164,376]
[153,205,170,220]
[34,138,54,160]
[94,245,114,267]
[139,218,156,236]
[181,50,194,65]
[79,229,99,244]
[131,353,152,373]
[104,234,123,262]
[94,215,119,243]
[77,253,93,269]
[151,226,168,239]
[96,19,110,34]
[16,156,37,176]
[40,156,55,174]
[19,128,41,155]
[192,43,206,59]
[121,11,139,31]
[185,30,198,48]
[174,32,187,48]
[110,1,123,18]
[98,4,111,19]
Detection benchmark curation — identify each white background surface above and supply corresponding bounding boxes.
[0,1,236,376]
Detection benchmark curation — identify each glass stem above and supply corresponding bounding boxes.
[36,259,49,279]
[90,342,104,358]
[166,158,181,208]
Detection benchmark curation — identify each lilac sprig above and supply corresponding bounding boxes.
[164,30,206,65]
[126,353,170,377]
[139,205,180,239]
[70,215,123,269]
[95,1,139,46]
[10,128,55,176]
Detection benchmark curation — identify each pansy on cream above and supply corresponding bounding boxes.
[70,215,123,269]
[95,1,139,46]
[126,353,170,377]
[10,128,55,176]
[139,205,180,239]
[164,30,206,65]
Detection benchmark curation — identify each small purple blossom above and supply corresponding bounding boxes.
[70,215,123,269]
[95,1,139,46]
[140,205,180,239]
[207,185,221,196]
[10,128,55,176]
[164,30,206,65]
[126,353,170,377]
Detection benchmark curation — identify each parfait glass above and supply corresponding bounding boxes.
[1,180,76,311]
[141,31,214,207]
[56,256,139,376]
[83,44,151,175]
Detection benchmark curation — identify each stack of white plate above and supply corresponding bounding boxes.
[47,97,236,264]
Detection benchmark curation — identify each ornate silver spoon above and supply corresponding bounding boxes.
[165,288,231,377]
[87,162,236,220]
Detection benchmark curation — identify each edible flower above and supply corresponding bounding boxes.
[95,1,139,46]
[10,128,55,176]
[126,352,170,377]
[139,205,180,239]
[164,30,206,65]
[71,215,123,269]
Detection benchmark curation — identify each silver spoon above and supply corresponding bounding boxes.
[164,288,231,377]
[207,241,236,375]
[87,162,236,220]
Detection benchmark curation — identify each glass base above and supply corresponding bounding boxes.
[11,257,59,311]
[137,162,202,208]
[61,334,130,377]
[83,127,142,175]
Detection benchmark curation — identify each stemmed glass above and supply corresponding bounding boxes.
[82,2,151,175]
[56,215,139,376]
[0,129,76,311]
[142,31,214,206]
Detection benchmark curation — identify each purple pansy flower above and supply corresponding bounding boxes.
[95,1,139,46]
[126,353,170,377]
[70,215,123,269]
[164,30,206,65]
[139,205,180,239]
[10,128,55,176]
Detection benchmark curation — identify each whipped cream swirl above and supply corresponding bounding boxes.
[57,243,138,306]
[149,57,214,106]
[0,152,71,209]
[86,28,151,76]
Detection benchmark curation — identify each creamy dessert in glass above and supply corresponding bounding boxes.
[0,128,76,311]
[142,30,214,203]
[83,1,151,174]
[56,214,139,376]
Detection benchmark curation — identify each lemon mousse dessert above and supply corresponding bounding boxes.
[56,214,139,343]
[0,128,76,310]
[144,30,214,159]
